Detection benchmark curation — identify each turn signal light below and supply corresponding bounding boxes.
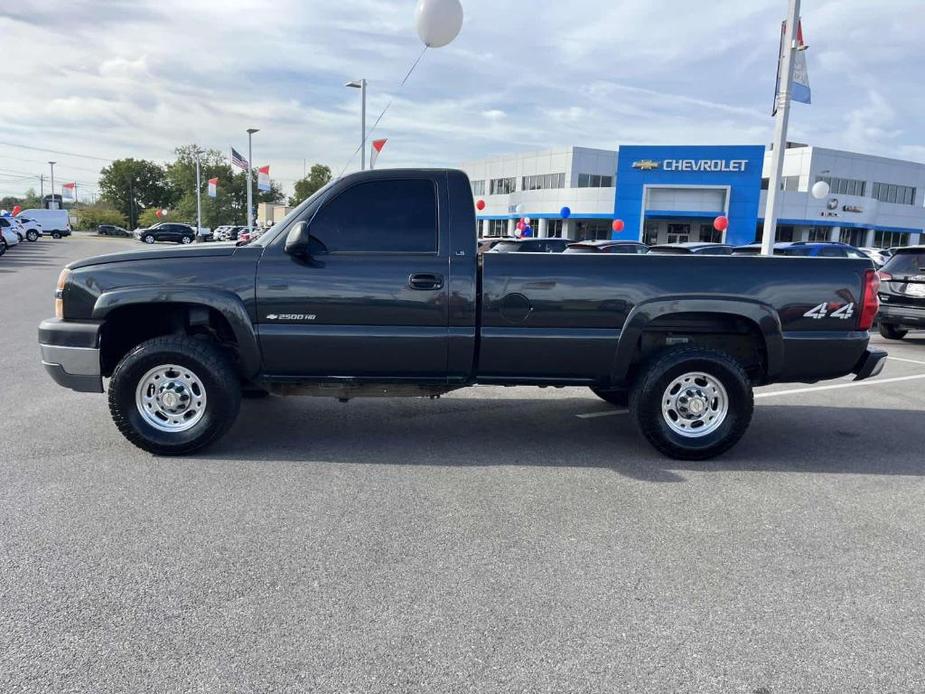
[858,268,880,332]
[55,268,70,319]
[877,271,893,282]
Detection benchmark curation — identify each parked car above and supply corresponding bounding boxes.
[213,225,238,242]
[487,238,571,253]
[12,216,42,241]
[649,242,735,255]
[876,246,925,340]
[477,236,516,253]
[97,224,132,237]
[17,209,71,238]
[564,240,649,254]
[859,247,891,268]
[734,241,872,261]
[0,221,20,248]
[135,223,196,244]
[40,168,885,461]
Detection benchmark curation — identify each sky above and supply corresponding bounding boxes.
[1,0,924,200]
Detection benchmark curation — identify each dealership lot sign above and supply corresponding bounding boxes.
[663,159,749,173]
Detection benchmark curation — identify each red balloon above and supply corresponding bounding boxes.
[155,209,163,219]
[475,199,486,210]
[516,220,526,231]
[612,219,625,233]
[713,215,729,232]
[11,205,22,216]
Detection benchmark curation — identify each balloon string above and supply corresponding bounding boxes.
[336,44,429,179]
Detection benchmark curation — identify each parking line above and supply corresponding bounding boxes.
[576,409,629,419]
[755,373,925,399]
[577,372,925,418]
[888,356,925,367]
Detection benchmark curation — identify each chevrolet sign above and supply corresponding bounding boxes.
[662,159,749,172]
[632,160,661,170]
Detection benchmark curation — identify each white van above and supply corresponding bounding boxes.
[19,209,71,238]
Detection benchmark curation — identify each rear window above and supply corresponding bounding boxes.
[883,251,925,275]
[778,246,813,257]
[648,247,688,255]
[490,241,523,253]
[564,245,597,254]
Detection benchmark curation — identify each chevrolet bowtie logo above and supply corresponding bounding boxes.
[632,159,661,170]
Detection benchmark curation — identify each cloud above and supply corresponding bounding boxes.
[0,0,923,198]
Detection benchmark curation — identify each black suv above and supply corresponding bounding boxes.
[137,223,196,245]
[877,246,925,340]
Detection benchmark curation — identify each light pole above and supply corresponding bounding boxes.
[345,79,367,170]
[48,161,56,209]
[246,128,259,232]
[193,146,203,241]
[761,0,801,256]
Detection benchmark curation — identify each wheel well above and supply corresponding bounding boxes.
[635,312,768,384]
[100,303,239,377]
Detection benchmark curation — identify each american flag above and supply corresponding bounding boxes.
[230,147,249,170]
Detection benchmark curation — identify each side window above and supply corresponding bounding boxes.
[310,179,438,254]
[819,246,845,257]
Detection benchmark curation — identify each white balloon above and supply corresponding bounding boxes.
[514,203,524,214]
[161,209,169,216]
[811,180,830,199]
[415,0,463,48]
[523,217,531,224]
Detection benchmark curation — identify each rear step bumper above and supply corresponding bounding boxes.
[852,348,888,381]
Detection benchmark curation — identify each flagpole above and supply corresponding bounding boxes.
[194,147,203,242]
[761,0,801,256]
[246,128,259,233]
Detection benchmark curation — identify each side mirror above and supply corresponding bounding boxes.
[284,221,311,256]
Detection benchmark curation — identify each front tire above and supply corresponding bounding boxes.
[108,336,241,455]
[879,323,907,340]
[143,234,156,244]
[630,347,753,460]
[180,235,193,244]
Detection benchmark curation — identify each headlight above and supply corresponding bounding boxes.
[55,268,70,319]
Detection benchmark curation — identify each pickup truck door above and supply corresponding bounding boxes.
[255,176,451,380]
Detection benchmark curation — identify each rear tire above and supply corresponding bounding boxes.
[108,336,241,455]
[879,323,907,340]
[0,240,6,256]
[52,232,61,239]
[590,387,629,408]
[630,347,753,461]
[26,230,39,242]
[180,235,192,244]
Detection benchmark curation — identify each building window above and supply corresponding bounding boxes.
[546,219,563,238]
[807,227,830,242]
[643,222,659,245]
[776,225,795,242]
[667,223,690,244]
[873,230,909,248]
[488,219,508,237]
[839,228,866,247]
[782,176,801,192]
[489,177,516,195]
[521,173,565,191]
[575,220,612,241]
[470,179,485,196]
[872,181,916,206]
[700,224,722,243]
[577,173,614,188]
[816,176,867,197]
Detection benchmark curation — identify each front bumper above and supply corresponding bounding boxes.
[38,318,103,393]
[852,348,888,382]
[878,302,925,328]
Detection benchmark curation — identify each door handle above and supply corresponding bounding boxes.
[408,273,444,290]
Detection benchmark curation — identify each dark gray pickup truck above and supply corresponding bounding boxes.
[40,169,886,460]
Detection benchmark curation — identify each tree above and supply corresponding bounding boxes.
[74,204,127,230]
[98,159,173,228]
[1,188,43,211]
[289,164,332,206]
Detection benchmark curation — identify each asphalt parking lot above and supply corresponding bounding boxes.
[2,235,924,692]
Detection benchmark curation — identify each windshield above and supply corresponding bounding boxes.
[564,246,597,254]
[883,251,925,275]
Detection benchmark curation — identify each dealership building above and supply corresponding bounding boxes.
[460,144,925,248]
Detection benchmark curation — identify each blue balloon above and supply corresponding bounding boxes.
[560,206,571,219]
[523,225,533,237]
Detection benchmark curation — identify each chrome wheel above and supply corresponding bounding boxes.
[661,371,728,438]
[181,236,192,244]
[144,235,155,244]
[135,364,207,433]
